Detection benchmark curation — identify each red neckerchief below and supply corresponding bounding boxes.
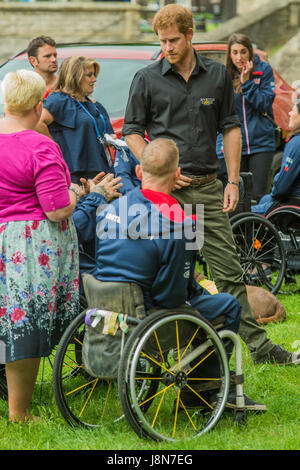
[141,189,197,222]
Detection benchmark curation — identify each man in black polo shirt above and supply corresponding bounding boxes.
[122,4,300,366]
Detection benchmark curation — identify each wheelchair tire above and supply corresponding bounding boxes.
[0,364,7,400]
[267,207,300,294]
[52,309,124,428]
[118,306,230,442]
[231,214,286,294]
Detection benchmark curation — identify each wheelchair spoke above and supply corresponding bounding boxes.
[74,336,83,347]
[186,348,215,376]
[153,330,166,365]
[185,384,213,409]
[100,380,112,422]
[151,388,166,428]
[79,378,99,417]
[175,321,181,371]
[138,383,174,407]
[172,389,181,438]
[179,397,197,431]
[141,351,174,375]
[66,377,99,396]
[180,327,201,362]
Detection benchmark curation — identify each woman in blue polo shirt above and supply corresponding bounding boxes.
[37,56,115,184]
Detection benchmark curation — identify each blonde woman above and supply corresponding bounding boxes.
[37,56,116,184]
[0,69,81,422]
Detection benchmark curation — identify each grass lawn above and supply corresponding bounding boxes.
[0,292,299,451]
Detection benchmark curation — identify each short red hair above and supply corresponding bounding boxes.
[153,4,194,35]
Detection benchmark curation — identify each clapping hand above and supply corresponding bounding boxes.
[80,172,122,202]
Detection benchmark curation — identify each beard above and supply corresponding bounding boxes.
[165,39,191,66]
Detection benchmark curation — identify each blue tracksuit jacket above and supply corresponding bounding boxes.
[217,54,276,158]
[113,146,141,195]
[252,133,300,214]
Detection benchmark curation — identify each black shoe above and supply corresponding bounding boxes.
[224,392,267,412]
[255,345,300,365]
[248,266,272,281]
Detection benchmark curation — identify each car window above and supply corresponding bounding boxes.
[196,51,226,64]
[92,59,150,118]
[0,58,151,118]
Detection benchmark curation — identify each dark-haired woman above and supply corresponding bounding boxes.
[217,33,276,202]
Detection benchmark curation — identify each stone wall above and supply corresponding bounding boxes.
[0,0,300,64]
[0,2,141,62]
[200,0,300,51]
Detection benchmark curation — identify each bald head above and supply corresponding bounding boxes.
[136,138,180,194]
[140,138,179,177]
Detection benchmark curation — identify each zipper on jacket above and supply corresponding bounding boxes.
[242,95,250,154]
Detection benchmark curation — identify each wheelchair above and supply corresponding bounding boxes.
[52,273,247,441]
[265,203,300,294]
[201,171,300,295]
[230,211,287,295]
[197,172,287,294]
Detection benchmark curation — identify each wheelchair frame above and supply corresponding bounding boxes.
[230,204,300,295]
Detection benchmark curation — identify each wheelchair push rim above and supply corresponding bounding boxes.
[52,310,124,429]
[118,308,230,442]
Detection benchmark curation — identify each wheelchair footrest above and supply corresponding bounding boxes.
[230,373,244,385]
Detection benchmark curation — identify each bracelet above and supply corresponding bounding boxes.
[227,180,239,186]
[69,186,80,202]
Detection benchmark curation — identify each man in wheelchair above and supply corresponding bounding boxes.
[252,101,300,216]
[74,137,266,412]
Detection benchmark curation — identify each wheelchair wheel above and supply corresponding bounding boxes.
[52,309,123,428]
[118,306,230,442]
[231,214,286,294]
[0,364,7,400]
[267,207,300,294]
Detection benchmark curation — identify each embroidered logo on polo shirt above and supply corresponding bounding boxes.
[200,98,215,106]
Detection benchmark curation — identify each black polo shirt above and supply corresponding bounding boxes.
[122,51,240,176]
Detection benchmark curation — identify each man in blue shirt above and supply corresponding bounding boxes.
[74,137,266,411]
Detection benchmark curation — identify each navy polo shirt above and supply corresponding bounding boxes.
[122,51,240,176]
[44,92,114,175]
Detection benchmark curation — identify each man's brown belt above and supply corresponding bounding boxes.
[185,172,217,187]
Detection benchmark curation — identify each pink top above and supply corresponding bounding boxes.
[0,129,71,222]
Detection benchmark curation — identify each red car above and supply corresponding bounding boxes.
[0,42,295,174]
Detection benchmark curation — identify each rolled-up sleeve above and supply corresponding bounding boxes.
[122,72,148,137]
[44,93,76,129]
[32,140,71,213]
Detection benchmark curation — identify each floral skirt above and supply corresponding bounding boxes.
[0,218,80,363]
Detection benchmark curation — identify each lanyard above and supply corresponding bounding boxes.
[77,100,113,167]
[77,101,106,142]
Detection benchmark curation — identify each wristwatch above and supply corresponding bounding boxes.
[69,186,80,202]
